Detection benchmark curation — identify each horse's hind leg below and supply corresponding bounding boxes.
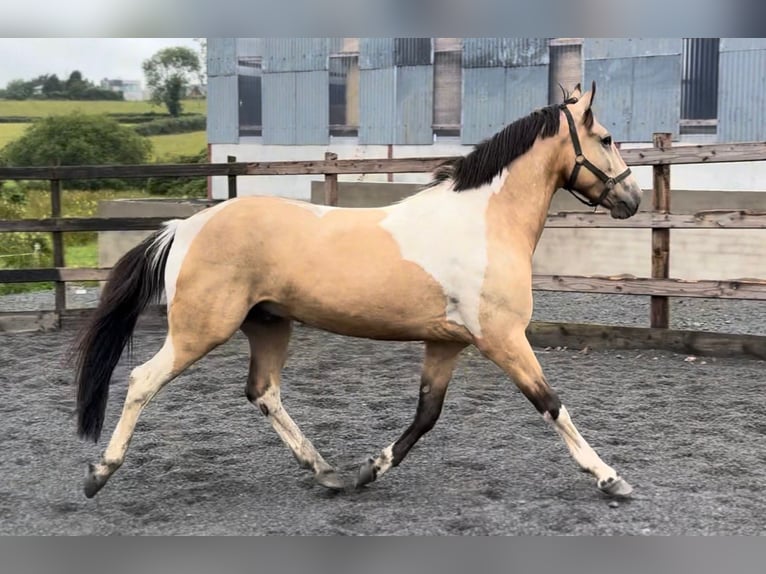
[83,298,249,498]
[242,315,344,490]
[480,327,632,498]
[83,337,178,497]
[355,340,466,488]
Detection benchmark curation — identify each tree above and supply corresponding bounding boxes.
[143,47,201,117]
[5,79,33,100]
[193,38,208,88]
[1,113,152,189]
[41,74,63,97]
[65,70,88,98]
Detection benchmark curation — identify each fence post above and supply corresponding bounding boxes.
[651,133,672,329]
[324,151,338,206]
[227,155,238,199]
[50,178,65,318]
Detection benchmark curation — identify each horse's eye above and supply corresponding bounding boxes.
[601,136,613,147]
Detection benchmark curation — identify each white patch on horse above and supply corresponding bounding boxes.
[286,200,336,218]
[256,385,335,475]
[375,444,394,477]
[545,406,619,483]
[101,338,176,469]
[379,172,507,337]
[163,199,240,304]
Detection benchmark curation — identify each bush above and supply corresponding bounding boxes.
[133,115,206,136]
[0,180,26,209]
[28,88,123,101]
[0,117,34,123]
[1,112,152,189]
[0,182,52,268]
[78,88,125,101]
[146,149,207,198]
[0,231,51,259]
[107,112,175,124]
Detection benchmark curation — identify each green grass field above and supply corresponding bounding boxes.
[0,99,208,295]
[65,243,99,268]
[0,99,206,118]
[0,126,206,162]
[0,97,207,163]
[0,123,29,148]
[149,131,207,161]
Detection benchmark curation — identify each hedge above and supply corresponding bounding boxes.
[133,115,206,136]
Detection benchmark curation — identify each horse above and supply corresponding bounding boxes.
[74,82,642,499]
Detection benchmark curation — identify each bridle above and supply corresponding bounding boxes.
[560,102,632,209]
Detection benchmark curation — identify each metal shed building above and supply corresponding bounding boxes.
[205,37,766,200]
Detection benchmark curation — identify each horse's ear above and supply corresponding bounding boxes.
[564,82,583,104]
[578,81,597,116]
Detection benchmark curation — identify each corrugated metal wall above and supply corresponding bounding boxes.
[295,72,330,143]
[461,38,549,145]
[261,39,329,145]
[210,38,766,148]
[718,38,766,142]
[358,38,433,144]
[395,65,433,143]
[359,38,395,70]
[261,72,296,144]
[358,67,396,143]
[237,38,264,60]
[463,38,549,68]
[584,38,682,60]
[584,38,681,142]
[681,38,719,120]
[262,38,329,73]
[358,39,396,143]
[207,38,238,144]
[462,67,504,143]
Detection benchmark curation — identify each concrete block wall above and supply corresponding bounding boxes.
[97,199,213,268]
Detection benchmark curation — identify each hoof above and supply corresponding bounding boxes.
[598,476,633,498]
[314,468,346,491]
[83,463,108,499]
[354,458,378,489]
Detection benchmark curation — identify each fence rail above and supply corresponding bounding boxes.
[0,217,171,233]
[2,136,766,357]
[544,210,766,229]
[1,141,766,182]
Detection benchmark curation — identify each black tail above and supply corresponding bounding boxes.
[74,223,177,442]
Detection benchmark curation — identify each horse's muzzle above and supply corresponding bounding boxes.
[610,199,639,220]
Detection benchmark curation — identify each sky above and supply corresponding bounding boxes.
[0,38,201,88]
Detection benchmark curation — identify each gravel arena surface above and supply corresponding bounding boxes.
[1,290,766,535]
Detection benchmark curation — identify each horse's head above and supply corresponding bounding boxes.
[557,82,643,219]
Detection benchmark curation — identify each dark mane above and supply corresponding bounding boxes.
[430,103,564,192]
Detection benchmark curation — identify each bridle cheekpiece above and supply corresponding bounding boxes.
[560,98,632,209]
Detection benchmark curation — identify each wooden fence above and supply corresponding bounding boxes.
[2,136,766,358]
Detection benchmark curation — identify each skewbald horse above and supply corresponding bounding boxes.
[74,82,642,499]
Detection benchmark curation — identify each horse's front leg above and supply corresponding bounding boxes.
[354,340,467,488]
[478,323,633,498]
